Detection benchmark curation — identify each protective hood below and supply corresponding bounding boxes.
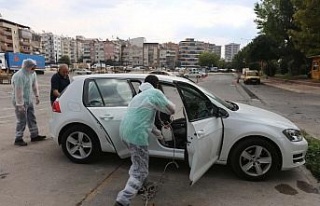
[139,82,154,92]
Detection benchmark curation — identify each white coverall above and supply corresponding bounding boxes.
[116,82,175,206]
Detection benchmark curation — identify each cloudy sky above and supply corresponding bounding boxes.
[0,0,259,48]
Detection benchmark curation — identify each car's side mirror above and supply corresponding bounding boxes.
[217,107,229,118]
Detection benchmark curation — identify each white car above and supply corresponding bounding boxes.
[49,74,308,183]
[149,71,176,76]
[75,69,92,75]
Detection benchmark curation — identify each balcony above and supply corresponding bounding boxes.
[5,38,13,44]
[19,29,32,39]
[20,40,31,46]
[3,29,12,37]
[20,47,31,53]
[6,46,14,51]
[1,44,7,51]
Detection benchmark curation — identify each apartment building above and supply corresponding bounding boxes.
[212,45,222,58]
[104,39,122,65]
[121,37,145,66]
[179,38,205,68]
[161,42,179,69]
[41,32,62,64]
[129,37,145,47]
[143,43,160,68]
[75,36,85,63]
[225,43,240,62]
[61,36,71,60]
[82,38,97,64]
[0,18,34,53]
[130,45,143,66]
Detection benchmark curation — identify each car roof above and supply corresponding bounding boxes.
[72,73,192,84]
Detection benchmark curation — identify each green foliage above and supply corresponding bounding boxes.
[232,46,249,69]
[250,35,279,62]
[264,60,278,76]
[253,0,308,76]
[289,0,320,56]
[105,59,114,65]
[304,134,320,181]
[58,55,71,65]
[198,52,220,67]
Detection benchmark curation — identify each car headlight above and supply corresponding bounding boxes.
[282,129,304,142]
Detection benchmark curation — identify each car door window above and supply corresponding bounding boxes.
[160,83,185,120]
[84,78,133,107]
[130,80,141,94]
[85,80,103,107]
[177,83,216,121]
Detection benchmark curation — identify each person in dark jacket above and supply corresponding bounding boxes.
[50,64,70,105]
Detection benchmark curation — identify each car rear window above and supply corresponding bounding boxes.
[84,78,133,107]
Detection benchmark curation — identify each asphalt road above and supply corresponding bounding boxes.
[0,72,319,206]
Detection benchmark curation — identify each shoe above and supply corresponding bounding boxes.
[14,140,28,146]
[31,135,46,142]
[138,181,156,195]
[114,202,124,206]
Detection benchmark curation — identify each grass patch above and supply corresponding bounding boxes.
[303,132,320,181]
[274,73,308,80]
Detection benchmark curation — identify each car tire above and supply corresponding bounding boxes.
[229,138,280,181]
[61,125,100,164]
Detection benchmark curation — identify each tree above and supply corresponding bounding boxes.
[250,35,278,61]
[58,55,71,65]
[290,0,320,56]
[198,52,220,67]
[232,44,251,71]
[254,0,306,75]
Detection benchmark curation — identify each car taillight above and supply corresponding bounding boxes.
[52,101,61,113]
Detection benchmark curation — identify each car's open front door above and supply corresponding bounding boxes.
[186,117,222,185]
[177,82,223,185]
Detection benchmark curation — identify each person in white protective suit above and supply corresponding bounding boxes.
[115,75,175,206]
[11,59,46,146]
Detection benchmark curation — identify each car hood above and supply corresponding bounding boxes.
[234,103,298,129]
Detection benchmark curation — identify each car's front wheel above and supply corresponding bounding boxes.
[61,125,100,164]
[229,138,280,181]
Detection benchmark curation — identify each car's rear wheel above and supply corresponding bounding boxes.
[229,138,280,181]
[61,125,100,164]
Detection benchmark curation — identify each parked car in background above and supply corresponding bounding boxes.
[49,74,307,183]
[149,70,176,76]
[75,69,92,75]
[243,70,261,84]
[209,67,219,72]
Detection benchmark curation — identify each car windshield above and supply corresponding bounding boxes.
[195,85,237,111]
[246,71,259,76]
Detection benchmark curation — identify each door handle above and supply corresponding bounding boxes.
[100,114,114,120]
[196,130,205,137]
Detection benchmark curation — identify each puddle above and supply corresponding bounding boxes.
[297,181,319,194]
[275,184,298,195]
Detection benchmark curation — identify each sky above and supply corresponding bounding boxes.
[0,0,259,48]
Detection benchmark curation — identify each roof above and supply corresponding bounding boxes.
[72,73,193,84]
[0,18,30,29]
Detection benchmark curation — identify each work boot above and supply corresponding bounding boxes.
[31,135,47,142]
[14,140,27,146]
[138,181,157,195]
[114,201,124,206]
